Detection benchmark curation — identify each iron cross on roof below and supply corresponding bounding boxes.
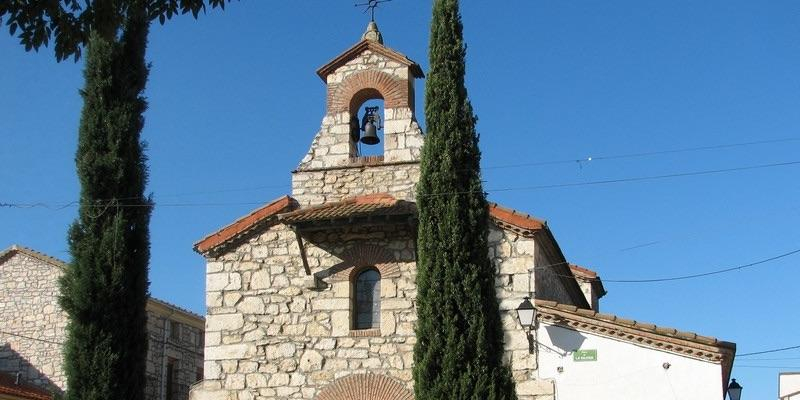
[355,0,392,21]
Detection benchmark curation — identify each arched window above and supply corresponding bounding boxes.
[353,268,381,330]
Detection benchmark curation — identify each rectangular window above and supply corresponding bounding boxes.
[165,358,177,400]
[169,320,180,341]
[196,367,203,383]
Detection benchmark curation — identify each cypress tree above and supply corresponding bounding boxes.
[413,1,517,399]
[1,2,231,399]
[59,2,152,400]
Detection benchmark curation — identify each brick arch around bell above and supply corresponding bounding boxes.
[327,70,411,115]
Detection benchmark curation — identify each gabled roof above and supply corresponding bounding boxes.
[488,203,547,236]
[197,196,549,256]
[0,373,53,400]
[194,195,298,255]
[536,299,736,362]
[0,245,67,269]
[278,193,416,226]
[569,263,607,298]
[316,39,424,81]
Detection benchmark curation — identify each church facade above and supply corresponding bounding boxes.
[191,23,735,400]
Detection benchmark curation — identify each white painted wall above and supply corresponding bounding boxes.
[780,373,800,399]
[537,322,725,400]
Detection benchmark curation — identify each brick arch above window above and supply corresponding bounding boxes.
[327,70,411,114]
[327,244,401,281]
[315,374,413,400]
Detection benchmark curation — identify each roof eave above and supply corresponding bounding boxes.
[316,40,424,82]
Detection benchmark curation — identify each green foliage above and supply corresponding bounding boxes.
[0,0,235,61]
[59,5,152,400]
[56,2,153,400]
[413,0,517,399]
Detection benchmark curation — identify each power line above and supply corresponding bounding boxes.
[489,160,800,194]
[0,329,203,356]
[524,246,798,284]
[738,345,800,357]
[600,248,800,283]
[483,137,800,170]
[0,330,64,346]
[5,159,800,209]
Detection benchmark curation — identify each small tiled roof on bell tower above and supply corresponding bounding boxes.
[316,22,424,82]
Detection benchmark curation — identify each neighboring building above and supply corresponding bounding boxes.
[781,372,800,400]
[0,372,52,400]
[190,22,737,400]
[0,245,205,400]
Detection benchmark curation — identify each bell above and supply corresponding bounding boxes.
[361,121,380,145]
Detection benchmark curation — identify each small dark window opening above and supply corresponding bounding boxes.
[165,358,178,400]
[195,367,203,383]
[169,320,180,341]
[353,268,381,330]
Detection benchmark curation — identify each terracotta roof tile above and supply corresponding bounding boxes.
[316,40,424,81]
[194,196,298,255]
[0,373,53,400]
[569,264,598,278]
[535,299,736,358]
[488,203,546,235]
[278,193,415,225]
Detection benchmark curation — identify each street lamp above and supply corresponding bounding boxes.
[516,296,537,330]
[727,378,742,400]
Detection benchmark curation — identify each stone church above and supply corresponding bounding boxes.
[191,22,736,400]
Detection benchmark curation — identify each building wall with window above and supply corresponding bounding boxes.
[191,21,736,400]
[145,299,205,400]
[191,22,591,400]
[0,245,204,400]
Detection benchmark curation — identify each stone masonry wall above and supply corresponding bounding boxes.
[146,310,205,400]
[0,252,67,394]
[291,162,419,207]
[295,48,424,204]
[201,223,417,400]
[0,249,204,400]
[197,220,575,400]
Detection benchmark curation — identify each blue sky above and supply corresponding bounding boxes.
[2,1,799,397]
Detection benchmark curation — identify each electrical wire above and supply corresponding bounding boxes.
[599,248,800,283]
[521,247,800,284]
[738,345,800,357]
[4,159,800,209]
[0,328,203,356]
[483,137,800,170]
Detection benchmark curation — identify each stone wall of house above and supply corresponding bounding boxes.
[0,252,68,394]
[0,248,204,400]
[146,309,205,400]
[196,221,567,400]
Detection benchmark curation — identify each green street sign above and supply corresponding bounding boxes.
[573,349,597,362]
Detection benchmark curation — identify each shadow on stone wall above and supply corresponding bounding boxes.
[0,343,64,397]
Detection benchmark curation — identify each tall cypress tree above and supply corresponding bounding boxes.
[1,1,231,399]
[59,2,152,400]
[413,1,517,399]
